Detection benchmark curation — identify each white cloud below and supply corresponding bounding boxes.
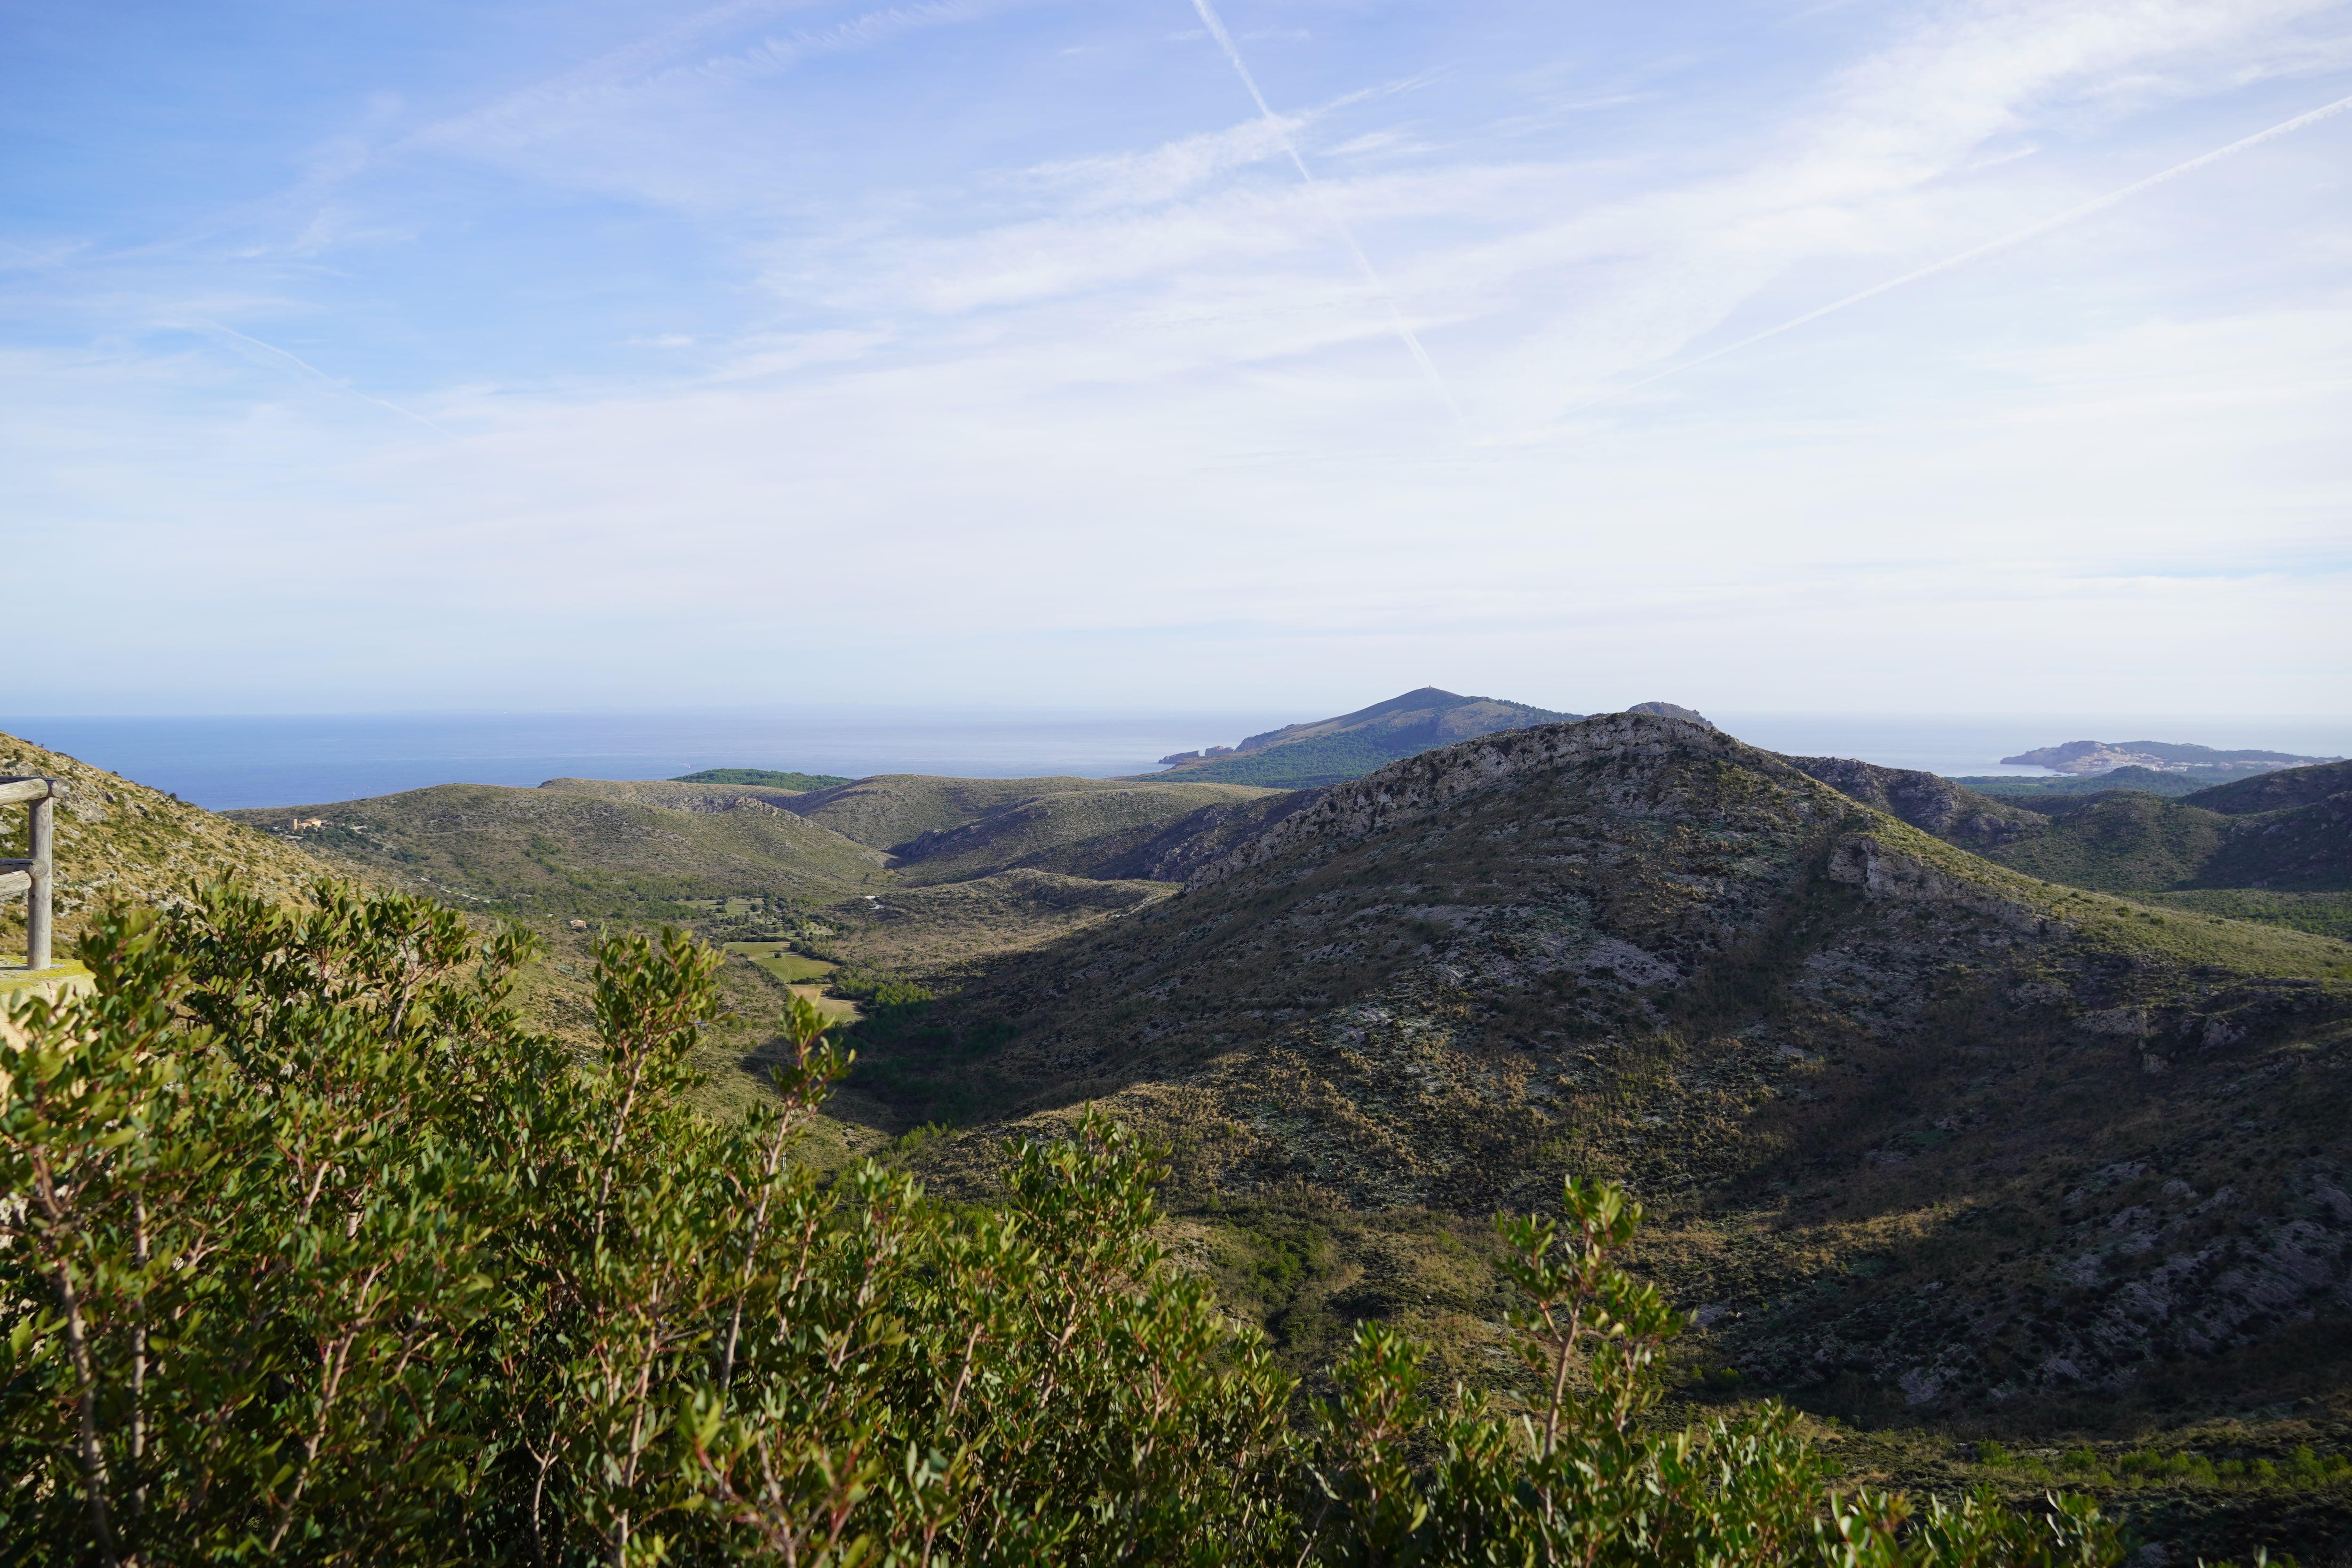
[1022,114,1306,210]
[7,0,2349,715]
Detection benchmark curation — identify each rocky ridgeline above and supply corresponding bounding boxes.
[903,713,2350,1420]
[1185,711,1741,889]
[1785,755,2046,854]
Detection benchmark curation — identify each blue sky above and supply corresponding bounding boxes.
[5,0,2349,717]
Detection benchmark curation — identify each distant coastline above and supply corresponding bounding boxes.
[8,708,2350,812]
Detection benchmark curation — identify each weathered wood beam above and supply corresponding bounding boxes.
[0,779,62,969]
[26,791,55,970]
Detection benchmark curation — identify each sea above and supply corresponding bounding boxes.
[3,708,2348,813]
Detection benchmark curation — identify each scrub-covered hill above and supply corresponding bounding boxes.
[1787,756,2049,855]
[1144,687,1585,788]
[1794,756,2352,938]
[0,728,337,950]
[778,774,1280,872]
[226,782,890,919]
[538,777,816,812]
[668,767,853,790]
[2185,758,2352,816]
[858,715,2351,1458]
[873,780,1293,884]
[1959,766,2218,801]
[228,772,1294,982]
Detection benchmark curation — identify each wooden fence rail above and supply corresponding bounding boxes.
[0,775,63,971]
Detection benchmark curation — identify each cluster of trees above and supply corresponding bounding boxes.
[3,882,2133,1564]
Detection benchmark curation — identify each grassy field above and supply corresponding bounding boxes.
[723,938,836,983]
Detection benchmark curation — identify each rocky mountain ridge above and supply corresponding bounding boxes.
[872,714,2350,1431]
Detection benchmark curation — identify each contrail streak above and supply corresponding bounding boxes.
[1625,89,2352,398]
[1187,0,1462,424]
[192,320,448,432]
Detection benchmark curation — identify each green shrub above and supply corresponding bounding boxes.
[0,881,2130,1566]
[827,965,937,1037]
[1294,1175,2121,1565]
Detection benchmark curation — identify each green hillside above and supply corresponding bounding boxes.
[1136,727,1461,788]
[225,782,889,921]
[669,766,852,789]
[1798,756,2351,940]
[880,780,1287,883]
[0,728,340,954]
[1787,755,2046,855]
[25,717,2352,1561]
[843,869,1175,974]
[1978,791,2234,891]
[1956,766,2216,800]
[1142,686,1583,787]
[539,777,814,810]
[2185,756,2352,814]
[784,773,1275,858]
[843,713,2350,1544]
[226,772,1291,982]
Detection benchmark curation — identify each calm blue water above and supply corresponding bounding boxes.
[4,708,2345,812]
[0,709,1297,810]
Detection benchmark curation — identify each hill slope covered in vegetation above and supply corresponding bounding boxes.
[0,728,336,954]
[1144,687,1586,788]
[3,888,2137,1565]
[851,715,2351,1559]
[1792,756,2352,938]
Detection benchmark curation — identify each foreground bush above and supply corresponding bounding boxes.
[1,883,2125,1565]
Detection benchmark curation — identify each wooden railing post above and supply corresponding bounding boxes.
[28,786,55,971]
[0,776,61,972]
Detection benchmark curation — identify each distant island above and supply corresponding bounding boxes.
[2000,739,2342,777]
[1144,687,1584,787]
[1142,688,1712,788]
[670,767,854,790]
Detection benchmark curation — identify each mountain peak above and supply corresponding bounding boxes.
[1627,700,1713,729]
[1147,688,1584,788]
